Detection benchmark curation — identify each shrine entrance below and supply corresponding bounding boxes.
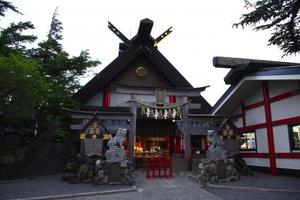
[135,119,177,159]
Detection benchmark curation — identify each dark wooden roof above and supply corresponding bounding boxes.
[74,18,193,104]
[213,56,300,84]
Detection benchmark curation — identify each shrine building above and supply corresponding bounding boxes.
[66,18,211,170]
[211,57,300,176]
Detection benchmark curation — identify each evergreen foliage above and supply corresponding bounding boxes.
[0,54,48,120]
[32,8,100,117]
[0,3,99,134]
[0,0,21,17]
[234,0,300,56]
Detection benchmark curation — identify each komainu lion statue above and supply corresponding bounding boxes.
[107,128,127,149]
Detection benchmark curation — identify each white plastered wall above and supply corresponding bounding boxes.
[276,159,300,170]
[256,128,269,153]
[136,94,155,103]
[244,84,263,105]
[110,93,131,107]
[268,80,298,97]
[245,106,266,126]
[243,158,270,167]
[271,95,300,121]
[273,125,290,153]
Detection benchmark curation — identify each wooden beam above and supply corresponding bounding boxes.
[111,84,208,96]
[182,96,192,171]
[154,27,172,46]
[128,94,137,159]
[108,21,130,45]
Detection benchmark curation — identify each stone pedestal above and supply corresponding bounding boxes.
[105,148,126,163]
[107,162,123,183]
[216,161,227,179]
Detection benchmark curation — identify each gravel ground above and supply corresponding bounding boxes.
[0,174,132,200]
[202,172,300,200]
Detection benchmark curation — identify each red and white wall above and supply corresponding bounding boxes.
[234,80,300,175]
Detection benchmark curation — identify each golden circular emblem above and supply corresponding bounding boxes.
[136,66,147,77]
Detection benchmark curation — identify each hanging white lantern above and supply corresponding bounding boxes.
[154,109,159,119]
[172,108,177,118]
[146,107,151,118]
[164,109,168,119]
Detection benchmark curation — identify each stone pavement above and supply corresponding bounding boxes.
[0,174,134,200]
[67,171,220,200]
[202,172,300,200]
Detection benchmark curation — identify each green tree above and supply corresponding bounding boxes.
[0,1,45,124]
[0,54,48,120]
[0,0,21,17]
[0,21,37,56]
[32,8,100,117]
[234,0,300,56]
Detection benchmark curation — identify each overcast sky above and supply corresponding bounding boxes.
[2,0,299,105]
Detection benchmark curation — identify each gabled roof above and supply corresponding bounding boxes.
[211,56,300,115]
[81,115,108,133]
[73,19,193,104]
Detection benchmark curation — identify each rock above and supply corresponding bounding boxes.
[64,161,80,173]
[79,163,94,181]
[61,174,80,184]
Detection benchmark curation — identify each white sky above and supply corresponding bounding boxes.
[2,0,299,106]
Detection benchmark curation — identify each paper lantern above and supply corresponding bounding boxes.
[150,109,155,118]
[168,109,173,119]
[159,110,164,119]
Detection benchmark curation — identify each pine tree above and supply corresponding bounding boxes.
[234,0,300,56]
[0,21,37,56]
[0,0,21,17]
[32,8,100,116]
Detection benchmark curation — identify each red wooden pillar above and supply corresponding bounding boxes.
[176,136,181,153]
[103,86,111,108]
[169,96,176,103]
[262,81,277,176]
[204,136,208,151]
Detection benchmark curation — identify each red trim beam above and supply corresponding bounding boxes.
[244,88,300,111]
[238,115,300,132]
[239,123,266,132]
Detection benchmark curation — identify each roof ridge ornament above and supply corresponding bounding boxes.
[108,21,130,45]
[108,19,173,48]
[154,26,172,47]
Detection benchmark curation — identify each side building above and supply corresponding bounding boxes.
[67,19,211,170]
[211,57,300,176]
